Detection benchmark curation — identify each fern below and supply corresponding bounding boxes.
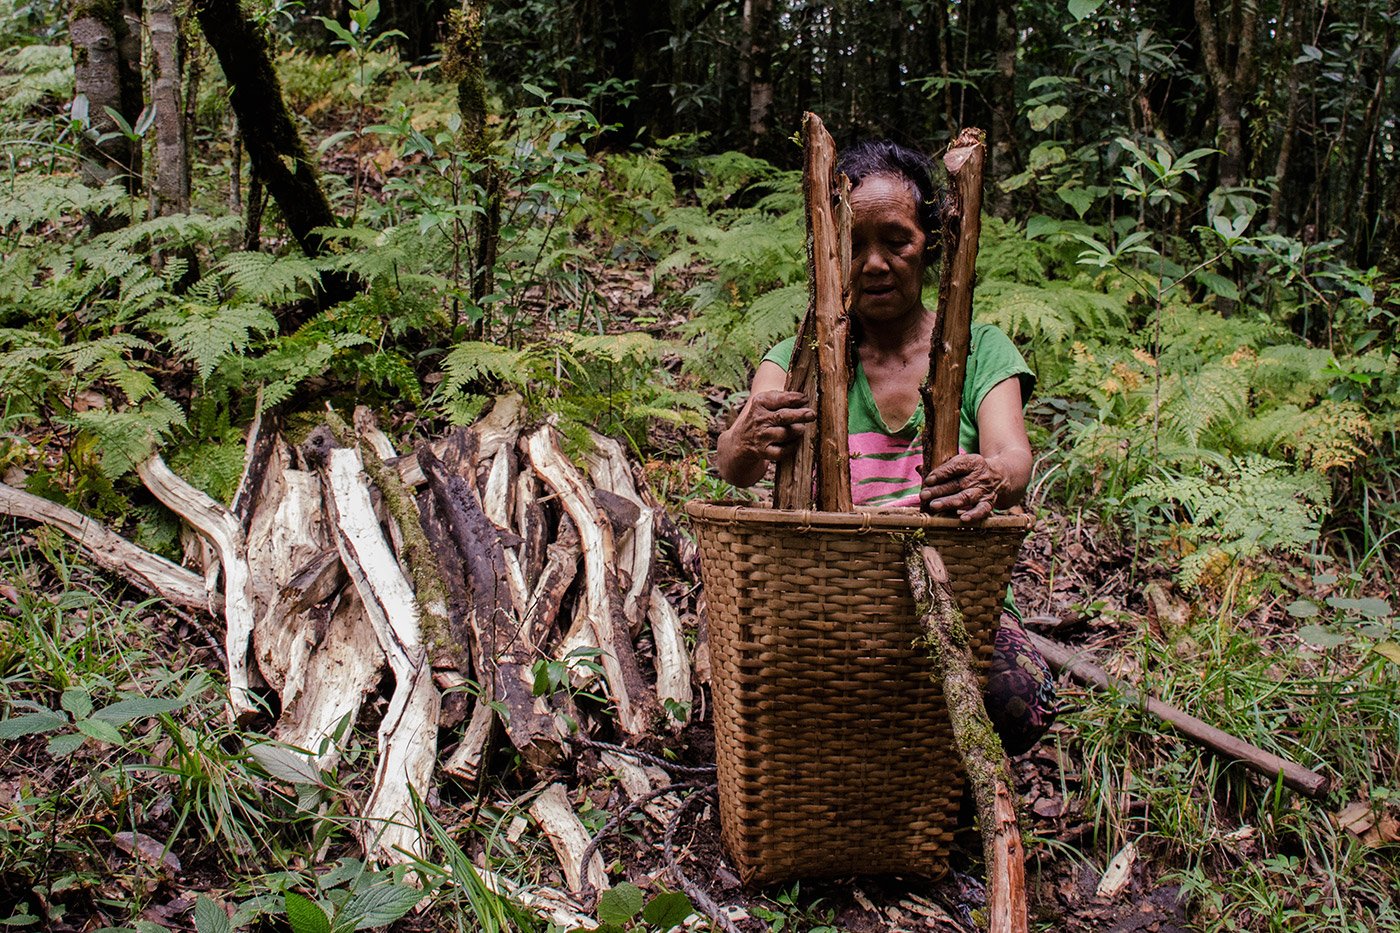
[0,174,123,232]
[0,44,72,117]
[66,396,186,479]
[1129,456,1328,588]
[439,341,545,396]
[217,252,323,304]
[976,279,1127,344]
[144,296,279,381]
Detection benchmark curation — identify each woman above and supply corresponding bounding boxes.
[714,139,1055,754]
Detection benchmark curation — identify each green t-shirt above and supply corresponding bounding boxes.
[763,323,1034,509]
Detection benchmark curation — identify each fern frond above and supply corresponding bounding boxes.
[440,341,544,396]
[217,252,322,304]
[67,396,186,479]
[145,300,278,381]
[0,174,122,231]
[1157,359,1251,447]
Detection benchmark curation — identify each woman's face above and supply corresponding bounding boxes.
[848,173,928,324]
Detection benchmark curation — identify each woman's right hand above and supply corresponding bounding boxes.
[716,386,816,487]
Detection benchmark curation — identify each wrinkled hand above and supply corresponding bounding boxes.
[732,390,815,463]
[920,453,1004,522]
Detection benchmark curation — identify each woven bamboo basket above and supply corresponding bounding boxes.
[686,502,1031,885]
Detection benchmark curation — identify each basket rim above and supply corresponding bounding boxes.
[684,500,1033,532]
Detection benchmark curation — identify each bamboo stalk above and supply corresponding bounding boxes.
[1027,631,1330,798]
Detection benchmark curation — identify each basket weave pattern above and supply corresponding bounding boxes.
[686,503,1030,884]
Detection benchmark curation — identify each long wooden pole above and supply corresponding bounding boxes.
[774,112,852,511]
[911,127,1028,933]
[1027,632,1330,798]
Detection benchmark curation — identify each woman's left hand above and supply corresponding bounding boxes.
[920,453,1005,522]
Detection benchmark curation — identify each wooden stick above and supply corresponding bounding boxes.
[0,481,215,612]
[922,128,987,475]
[808,113,853,511]
[138,454,260,719]
[911,127,1027,933]
[773,308,817,510]
[906,544,1027,933]
[1026,632,1330,798]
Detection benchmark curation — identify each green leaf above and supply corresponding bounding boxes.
[1297,624,1349,648]
[249,743,324,785]
[1284,599,1319,619]
[60,688,94,720]
[75,717,123,745]
[0,710,69,739]
[339,881,425,929]
[1068,0,1105,20]
[1056,184,1095,218]
[1027,104,1068,131]
[596,883,645,926]
[194,896,232,933]
[46,732,86,757]
[284,893,331,933]
[1326,597,1392,619]
[642,891,695,929]
[91,695,186,726]
[1025,215,1061,240]
[1372,642,1400,666]
[1196,271,1239,301]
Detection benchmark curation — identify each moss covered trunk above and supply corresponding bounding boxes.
[906,543,1027,933]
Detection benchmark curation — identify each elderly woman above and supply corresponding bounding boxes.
[714,139,1056,754]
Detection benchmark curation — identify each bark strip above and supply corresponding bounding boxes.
[0,481,214,612]
[526,424,658,736]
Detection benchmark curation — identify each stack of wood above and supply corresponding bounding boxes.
[0,394,697,912]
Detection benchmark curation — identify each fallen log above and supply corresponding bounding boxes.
[138,454,260,719]
[0,481,215,612]
[1026,631,1330,798]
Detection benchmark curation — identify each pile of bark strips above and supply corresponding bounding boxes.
[0,393,721,929]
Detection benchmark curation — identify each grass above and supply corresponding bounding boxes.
[0,529,537,931]
[1049,574,1400,931]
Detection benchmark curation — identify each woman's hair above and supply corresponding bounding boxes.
[837,139,942,242]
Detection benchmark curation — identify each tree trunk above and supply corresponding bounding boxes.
[744,0,774,149]
[192,0,356,312]
[70,0,143,226]
[1193,0,1257,189]
[442,0,500,334]
[987,0,1017,216]
[148,0,190,218]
